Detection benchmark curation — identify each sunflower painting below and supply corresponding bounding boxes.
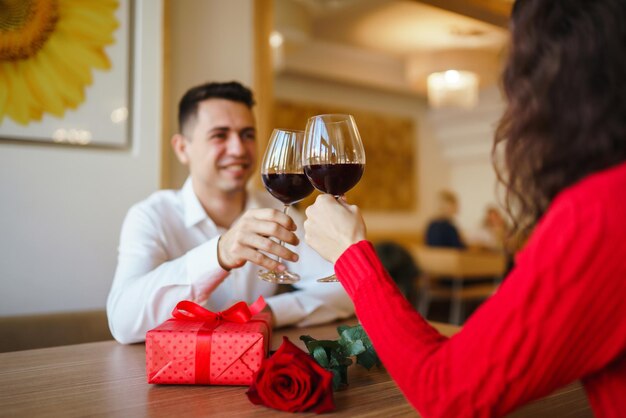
[0,0,131,146]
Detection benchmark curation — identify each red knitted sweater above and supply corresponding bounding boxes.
[335,163,626,417]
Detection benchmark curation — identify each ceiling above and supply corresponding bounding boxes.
[300,0,508,54]
[274,0,513,96]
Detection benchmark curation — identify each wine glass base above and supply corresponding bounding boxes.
[258,270,301,284]
[317,274,338,283]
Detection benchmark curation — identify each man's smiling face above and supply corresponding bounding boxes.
[183,98,257,194]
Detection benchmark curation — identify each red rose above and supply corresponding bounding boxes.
[246,336,335,414]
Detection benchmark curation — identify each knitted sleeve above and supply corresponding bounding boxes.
[335,197,626,417]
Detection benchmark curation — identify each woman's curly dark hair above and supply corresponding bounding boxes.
[494,0,626,235]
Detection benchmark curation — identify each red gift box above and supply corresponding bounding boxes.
[146,297,271,385]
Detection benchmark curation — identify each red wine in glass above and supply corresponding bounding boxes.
[258,129,311,284]
[262,173,314,205]
[303,163,364,196]
[302,114,366,283]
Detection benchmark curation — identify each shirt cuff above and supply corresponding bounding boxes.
[185,236,229,302]
[266,292,325,328]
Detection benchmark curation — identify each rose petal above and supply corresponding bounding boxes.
[246,337,335,413]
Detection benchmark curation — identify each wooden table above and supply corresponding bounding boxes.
[0,320,591,417]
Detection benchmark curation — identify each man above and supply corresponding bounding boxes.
[107,81,353,344]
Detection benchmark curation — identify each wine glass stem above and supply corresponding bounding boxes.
[276,205,289,265]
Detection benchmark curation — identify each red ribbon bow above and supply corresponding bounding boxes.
[172,296,266,324]
[170,296,268,384]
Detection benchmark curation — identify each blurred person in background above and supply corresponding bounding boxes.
[470,205,509,252]
[424,190,465,249]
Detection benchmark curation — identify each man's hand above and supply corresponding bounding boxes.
[217,208,300,271]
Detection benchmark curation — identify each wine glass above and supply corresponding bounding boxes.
[258,129,314,284]
[303,114,366,282]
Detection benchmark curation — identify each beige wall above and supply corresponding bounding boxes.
[428,86,505,235]
[0,0,164,316]
[164,0,257,189]
[451,160,499,236]
[0,0,266,317]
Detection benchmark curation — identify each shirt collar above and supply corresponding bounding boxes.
[181,177,210,228]
[181,177,263,228]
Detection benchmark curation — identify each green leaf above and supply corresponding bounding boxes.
[329,350,352,368]
[330,365,349,391]
[312,345,330,368]
[339,325,368,342]
[299,335,340,353]
[344,339,366,357]
[300,335,315,344]
[337,325,381,370]
[336,325,350,335]
[356,348,380,370]
[300,324,380,390]
[338,326,368,356]
[331,368,342,390]
[355,330,381,370]
[299,335,316,354]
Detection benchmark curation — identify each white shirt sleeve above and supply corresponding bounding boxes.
[266,280,355,328]
[107,189,356,343]
[106,204,228,344]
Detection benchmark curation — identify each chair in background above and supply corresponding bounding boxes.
[375,241,421,306]
[411,246,506,325]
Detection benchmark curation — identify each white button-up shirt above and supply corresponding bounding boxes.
[106,178,354,343]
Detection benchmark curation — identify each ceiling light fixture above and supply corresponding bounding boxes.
[269,31,284,48]
[427,70,479,109]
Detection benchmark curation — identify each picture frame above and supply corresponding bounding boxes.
[273,99,417,212]
[0,0,134,148]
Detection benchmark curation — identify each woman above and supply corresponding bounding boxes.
[304,1,626,417]
[470,205,508,253]
[424,190,465,249]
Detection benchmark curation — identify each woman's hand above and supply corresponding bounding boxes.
[304,194,366,263]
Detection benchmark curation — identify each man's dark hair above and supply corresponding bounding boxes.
[178,81,255,134]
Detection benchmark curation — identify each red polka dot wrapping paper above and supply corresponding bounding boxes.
[145,312,271,385]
